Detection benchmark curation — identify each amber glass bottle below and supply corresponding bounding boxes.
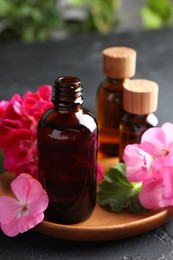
[37,76,98,224]
[97,47,136,157]
[119,79,159,161]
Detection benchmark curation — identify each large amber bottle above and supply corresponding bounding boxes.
[37,76,98,224]
[97,47,136,157]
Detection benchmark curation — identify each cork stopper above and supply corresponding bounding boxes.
[103,47,136,79]
[123,79,159,114]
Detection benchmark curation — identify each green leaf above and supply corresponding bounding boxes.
[141,0,173,29]
[141,7,164,29]
[128,190,146,213]
[0,0,12,16]
[147,0,172,21]
[69,0,85,6]
[69,0,118,33]
[0,0,63,42]
[97,163,145,213]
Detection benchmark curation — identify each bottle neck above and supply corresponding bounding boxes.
[106,77,128,84]
[52,76,83,112]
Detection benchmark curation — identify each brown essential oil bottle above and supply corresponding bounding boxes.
[97,46,136,157]
[119,79,159,161]
[37,76,98,224]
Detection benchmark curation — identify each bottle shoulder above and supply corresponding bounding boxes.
[38,107,97,132]
[121,113,158,127]
[78,108,97,132]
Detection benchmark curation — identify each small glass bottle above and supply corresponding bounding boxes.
[37,76,98,224]
[97,46,136,157]
[119,79,159,161]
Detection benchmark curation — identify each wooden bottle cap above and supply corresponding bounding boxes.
[123,79,159,114]
[103,47,136,79]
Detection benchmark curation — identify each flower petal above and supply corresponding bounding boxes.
[0,196,20,224]
[11,174,48,208]
[26,176,48,204]
[163,168,173,200]
[123,144,153,182]
[161,122,173,155]
[97,163,104,183]
[11,174,30,202]
[141,127,167,157]
[139,179,164,209]
[1,218,20,237]
[29,190,49,216]
[0,100,9,118]
[37,85,52,101]
[18,212,44,234]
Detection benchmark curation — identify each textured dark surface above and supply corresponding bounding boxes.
[1,28,173,259]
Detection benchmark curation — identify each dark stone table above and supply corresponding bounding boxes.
[1,28,173,259]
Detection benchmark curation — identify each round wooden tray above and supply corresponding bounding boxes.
[0,157,173,241]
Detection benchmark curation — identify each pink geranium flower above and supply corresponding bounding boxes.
[0,85,53,179]
[123,122,173,209]
[0,173,48,237]
[139,156,173,209]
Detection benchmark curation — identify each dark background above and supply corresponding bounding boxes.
[1,28,173,126]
